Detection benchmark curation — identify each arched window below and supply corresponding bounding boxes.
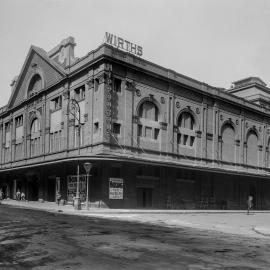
[137,101,160,140]
[177,112,195,147]
[30,118,41,156]
[221,124,235,162]
[31,118,40,136]
[246,130,258,166]
[138,101,159,121]
[28,74,42,97]
[179,112,194,130]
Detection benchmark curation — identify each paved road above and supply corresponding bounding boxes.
[0,205,270,270]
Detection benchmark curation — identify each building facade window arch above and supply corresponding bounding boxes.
[220,119,238,138]
[136,96,162,119]
[26,69,45,99]
[175,107,199,131]
[137,100,160,140]
[246,128,259,166]
[220,123,236,163]
[245,126,260,145]
[176,110,196,147]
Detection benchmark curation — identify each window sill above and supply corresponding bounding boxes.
[137,136,159,142]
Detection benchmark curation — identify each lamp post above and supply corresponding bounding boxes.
[67,98,81,210]
[83,162,93,210]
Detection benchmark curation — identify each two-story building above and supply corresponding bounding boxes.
[1,35,270,209]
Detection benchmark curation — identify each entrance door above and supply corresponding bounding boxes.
[47,178,56,202]
[28,176,39,201]
[137,188,153,208]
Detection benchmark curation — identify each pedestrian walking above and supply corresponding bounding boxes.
[16,190,21,201]
[56,192,61,206]
[247,195,253,215]
[21,192,25,201]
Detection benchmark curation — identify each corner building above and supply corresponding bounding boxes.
[1,36,270,209]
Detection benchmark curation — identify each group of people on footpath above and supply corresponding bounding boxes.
[16,190,25,201]
[0,188,255,213]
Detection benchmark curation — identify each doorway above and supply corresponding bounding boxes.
[27,176,39,201]
[137,187,153,208]
[47,178,56,202]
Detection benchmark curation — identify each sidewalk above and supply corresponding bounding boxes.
[1,199,270,239]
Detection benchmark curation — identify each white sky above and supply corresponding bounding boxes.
[0,0,270,107]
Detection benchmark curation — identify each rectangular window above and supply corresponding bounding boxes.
[50,96,62,111]
[50,130,62,152]
[154,128,159,140]
[5,123,11,148]
[137,124,142,137]
[112,123,121,135]
[74,85,85,101]
[15,115,23,127]
[190,136,195,147]
[183,135,188,145]
[114,78,122,93]
[94,122,99,133]
[95,78,100,92]
[177,133,181,144]
[145,126,152,138]
[74,125,84,147]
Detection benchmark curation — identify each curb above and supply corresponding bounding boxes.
[252,227,270,237]
[2,201,270,215]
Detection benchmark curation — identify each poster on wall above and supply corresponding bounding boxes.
[67,175,86,202]
[109,178,123,199]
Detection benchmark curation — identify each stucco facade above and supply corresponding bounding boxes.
[1,36,270,209]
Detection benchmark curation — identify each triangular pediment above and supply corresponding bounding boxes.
[7,46,67,109]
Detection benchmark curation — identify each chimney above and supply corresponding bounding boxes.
[47,37,76,67]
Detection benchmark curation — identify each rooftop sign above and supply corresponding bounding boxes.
[104,32,143,57]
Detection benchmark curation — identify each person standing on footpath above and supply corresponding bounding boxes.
[21,192,25,201]
[16,190,21,201]
[247,195,253,215]
[56,192,61,206]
